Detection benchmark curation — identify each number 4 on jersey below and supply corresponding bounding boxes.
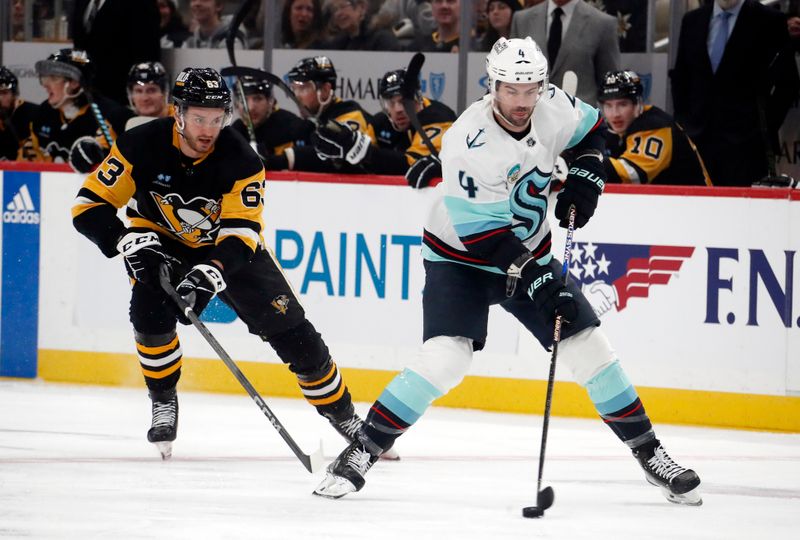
[458,170,478,198]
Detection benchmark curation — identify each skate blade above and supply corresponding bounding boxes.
[660,486,702,506]
[379,446,400,461]
[313,473,357,499]
[153,441,173,460]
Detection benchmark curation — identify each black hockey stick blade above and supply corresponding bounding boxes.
[225,0,256,67]
[402,53,425,99]
[158,265,324,473]
[522,484,554,518]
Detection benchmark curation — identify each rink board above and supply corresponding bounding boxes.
[1,164,799,431]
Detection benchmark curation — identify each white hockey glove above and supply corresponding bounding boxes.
[69,136,108,174]
[174,263,226,324]
[311,120,371,165]
[405,154,441,189]
[117,230,179,287]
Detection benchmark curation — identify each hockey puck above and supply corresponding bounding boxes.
[522,506,544,518]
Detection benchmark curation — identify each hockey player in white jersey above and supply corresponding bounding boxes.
[313,37,702,507]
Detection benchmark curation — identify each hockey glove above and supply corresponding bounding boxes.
[174,263,226,324]
[69,136,108,174]
[507,253,578,323]
[405,154,441,189]
[311,120,371,165]
[554,152,605,229]
[117,230,179,287]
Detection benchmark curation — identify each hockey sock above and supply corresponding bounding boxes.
[584,360,654,447]
[296,360,353,418]
[362,368,443,450]
[136,331,183,392]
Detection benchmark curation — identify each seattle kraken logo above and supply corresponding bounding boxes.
[509,167,551,241]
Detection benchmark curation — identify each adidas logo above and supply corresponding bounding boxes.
[3,184,40,224]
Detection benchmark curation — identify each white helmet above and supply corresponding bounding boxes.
[486,36,548,92]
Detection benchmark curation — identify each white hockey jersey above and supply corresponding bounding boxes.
[421,85,599,274]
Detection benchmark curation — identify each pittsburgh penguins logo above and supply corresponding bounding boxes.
[151,191,221,244]
[271,294,290,315]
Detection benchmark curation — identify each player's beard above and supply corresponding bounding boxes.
[497,101,533,129]
[182,130,217,155]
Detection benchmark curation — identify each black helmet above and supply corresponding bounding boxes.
[379,68,420,100]
[0,66,18,95]
[287,56,337,90]
[128,61,169,92]
[240,75,272,98]
[172,67,232,111]
[34,48,93,85]
[598,70,643,103]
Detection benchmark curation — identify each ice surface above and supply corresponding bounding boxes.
[0,380,798,539]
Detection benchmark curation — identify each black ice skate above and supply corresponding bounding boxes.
[633,440,702,506]
[313,440,380,499]
[326,406,399,461]
[147,388,178,460]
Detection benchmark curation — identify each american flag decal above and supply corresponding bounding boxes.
[570,242,694,315]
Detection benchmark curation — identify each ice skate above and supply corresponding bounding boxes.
[326,406,399,461]
[633,440,702,506]
[313,440,380,499]
[147,387,178,460]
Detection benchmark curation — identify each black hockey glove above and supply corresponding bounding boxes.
[405,154,441,189]
[174,263,226,324]
[69,136,108,174]
[554,152,605,229]
[311,120,371,165]
[117,230,179,287]
[507,253,578,323]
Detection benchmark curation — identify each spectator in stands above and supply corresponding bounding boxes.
[477,0,522,51]
[599,70,711,186]
[321,0,401,50]
[71,0,161,106]
[282,0,326,49]
[671,0,799,186]
[410,0,461,53]
[510,0,620,105]
[371,0,436,49]
[371,68,456,186]
[231,72,313,161]
[20,49,132,171]
[10,0,24,41]
[267,55,377,174]
[0,67,38,161]
[158,0,192,48]
[183,0,246,49]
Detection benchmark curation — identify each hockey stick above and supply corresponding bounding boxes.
[225,0,262,157]
[83,89,114,148]
[159,265,325,474]
[220,66,315,122]
[401,52,438,157]
[522,204,576,519]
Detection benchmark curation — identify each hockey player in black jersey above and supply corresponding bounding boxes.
[72,67,374,460]
[230,71,313,162]
[372,68,456,187]
[125,61,173,130]
[20,49,132,172]
[267,55,376,173]
[599,70,712,186]
[0,66,38,161]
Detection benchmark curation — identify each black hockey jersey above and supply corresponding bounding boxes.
[232,107,313,157]
[372,97,455,174]
[72,117,265,275]
[23,95,132,163]
[0,99,38,160]
[604,105,711,186]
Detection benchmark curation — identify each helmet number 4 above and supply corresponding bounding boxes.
[458,170,478,198]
